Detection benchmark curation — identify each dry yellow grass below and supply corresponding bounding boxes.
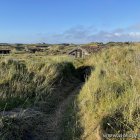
[0,44,140,140]
[77,45,140,140]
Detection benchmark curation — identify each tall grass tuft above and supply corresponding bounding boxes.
[77,45,140,140]
[0,57,78,111]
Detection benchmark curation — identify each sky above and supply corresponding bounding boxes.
[0,0,140,43]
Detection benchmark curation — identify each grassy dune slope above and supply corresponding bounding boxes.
[0,45,139,140]
[0,55,82,140]
[0,56,79,111]
[77,45,140,140]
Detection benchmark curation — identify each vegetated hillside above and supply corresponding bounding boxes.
[62,45,139,140]
[0,56,82,140]
[0,44,139,140]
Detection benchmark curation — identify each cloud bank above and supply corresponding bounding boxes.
[38,24,140,44]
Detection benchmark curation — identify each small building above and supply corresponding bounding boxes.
[68,46,102,58]
[68,48,89,58]
[0,49,11,54]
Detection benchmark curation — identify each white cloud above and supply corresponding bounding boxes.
[128,32,140,37]
[38,24,140,43]
[114,33,122,37]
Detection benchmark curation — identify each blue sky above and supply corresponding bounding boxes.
[0,0,140,43]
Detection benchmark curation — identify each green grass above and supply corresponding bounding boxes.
[0,44,140,140]
[75,45,140,140]
[0,55,79,111]
[60,95,83,140]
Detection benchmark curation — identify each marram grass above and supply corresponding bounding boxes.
[76,45,140,140]
[0,56,77,111]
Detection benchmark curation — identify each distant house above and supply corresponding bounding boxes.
[0,49,11,54]
[68,46,102,58]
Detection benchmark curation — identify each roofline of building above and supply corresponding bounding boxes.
[68,47,90,55]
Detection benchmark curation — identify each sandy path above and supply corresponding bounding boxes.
[46,84,82,140]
